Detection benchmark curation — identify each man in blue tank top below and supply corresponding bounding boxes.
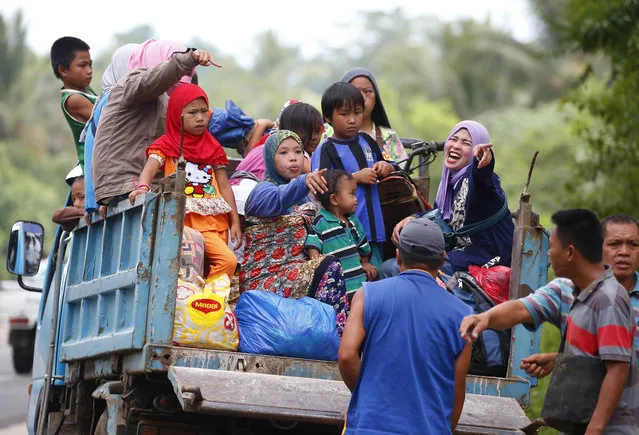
[338,218,472,434]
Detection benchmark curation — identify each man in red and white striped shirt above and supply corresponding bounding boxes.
[461,209,637,434]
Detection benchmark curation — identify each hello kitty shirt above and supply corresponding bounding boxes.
[146,84,232,229]
[147,151,232,219]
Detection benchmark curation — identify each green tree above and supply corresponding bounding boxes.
[0,140,69,279]
[478,102,581,216]
[531,0,639,217]
[0,11,28,139]
[439,19,567,118]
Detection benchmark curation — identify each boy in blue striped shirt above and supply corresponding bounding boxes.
[306,170,377,297]
[312,82,396,271]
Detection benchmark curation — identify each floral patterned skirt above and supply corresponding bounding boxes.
[239,215,350,335]
[311,259,349,336]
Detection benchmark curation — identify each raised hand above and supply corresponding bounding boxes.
[459,313,490,343]
[473,143,493,169]
[353,168,378,185]
[373,161,394,178]
[191,50,222,68]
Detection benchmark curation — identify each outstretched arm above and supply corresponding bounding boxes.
[245,175,310,217]
[122,50,220,105]
[459,299,533,343]
[245,170,327,217]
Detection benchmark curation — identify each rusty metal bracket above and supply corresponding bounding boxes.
[180,385,202,409]
[236,357,246,372]
[521,150,539,201]
[522,418,547,434]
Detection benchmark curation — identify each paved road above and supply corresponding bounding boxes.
[0,323,30,434]
[0,281,40,435]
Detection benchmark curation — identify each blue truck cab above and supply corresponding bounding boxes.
[7,151,549,435]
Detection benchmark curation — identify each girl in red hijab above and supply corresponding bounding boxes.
[130,83,241,280]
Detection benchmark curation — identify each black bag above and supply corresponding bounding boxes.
[541,330,606,434]
[447,272,511,376]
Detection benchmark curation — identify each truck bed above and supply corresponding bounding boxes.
[56,186,547,433]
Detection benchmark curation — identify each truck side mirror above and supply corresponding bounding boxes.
[7,221,44,277]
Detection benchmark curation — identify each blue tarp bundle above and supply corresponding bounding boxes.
[209,100,255,151]
[235,291,340,361]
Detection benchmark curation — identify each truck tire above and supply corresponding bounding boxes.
[12,347,33,374]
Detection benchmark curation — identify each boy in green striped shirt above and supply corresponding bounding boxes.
[306,170,377,297]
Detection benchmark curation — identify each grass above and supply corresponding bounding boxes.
[524,322,561,434]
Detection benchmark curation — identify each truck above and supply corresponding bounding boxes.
[6,142,549,434]
[0,266,46,374]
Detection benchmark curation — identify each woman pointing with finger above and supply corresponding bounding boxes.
[385,120,514,277]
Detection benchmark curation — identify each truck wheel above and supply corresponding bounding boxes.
[12,347,33,374]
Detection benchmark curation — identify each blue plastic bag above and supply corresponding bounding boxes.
[235,291,340,361]
[208,100,255,151]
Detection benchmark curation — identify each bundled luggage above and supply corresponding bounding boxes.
[235,291,340,361]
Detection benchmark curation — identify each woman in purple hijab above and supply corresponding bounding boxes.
[384,120,514,277]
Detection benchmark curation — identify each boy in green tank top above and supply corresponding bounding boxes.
[51,36,97,170]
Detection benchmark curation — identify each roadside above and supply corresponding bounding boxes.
[0,282,35,435]
[0,322,29,435]
[0,423,27,435]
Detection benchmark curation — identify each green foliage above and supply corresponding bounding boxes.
[0,10,28,139]
[478,102,581,217]
[0,11,26,96]
[0,140,70,279]
[0,6,594,430]
[533,0,639,218]
[439,19,565,117]
[0,7,583,276]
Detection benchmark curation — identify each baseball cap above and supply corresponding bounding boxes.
[398,217,445,259]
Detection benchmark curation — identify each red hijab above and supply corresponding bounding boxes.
[148,84,228,166]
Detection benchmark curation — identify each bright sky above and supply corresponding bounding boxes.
[2,0,538,67]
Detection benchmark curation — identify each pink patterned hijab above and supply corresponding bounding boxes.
[128,39,193,85]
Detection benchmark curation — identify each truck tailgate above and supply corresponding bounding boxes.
[457,394,531,434]
[168,365,531,432]
[168,365,350,425]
